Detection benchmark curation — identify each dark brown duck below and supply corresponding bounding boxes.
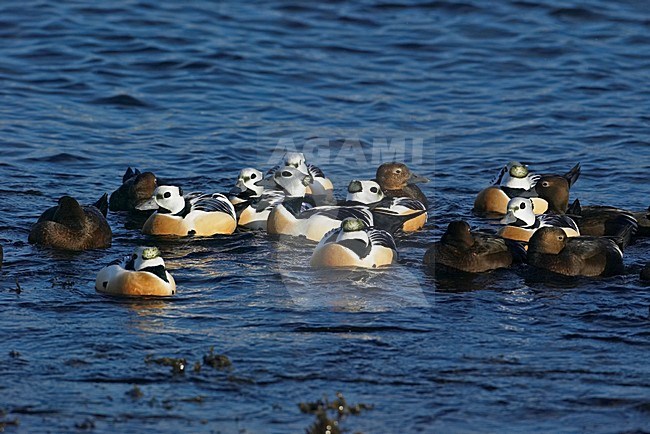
[527,226,625,277]
[535,175,639,240]
[28,194,112,251]
[109,167,158,212]
[375,162,429,209]
[424,220,526,273]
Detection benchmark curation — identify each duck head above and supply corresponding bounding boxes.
[535,175,570,213]
[501,197,536,226]
[376,162,429,190]
[137,186,185,214]
[131,246,165,271]
[283,152,309,175]
[232,168,264,196]
[264,167,313,197]
[528,226,567,254]
[346,180,384,204]
[441,221,474,248]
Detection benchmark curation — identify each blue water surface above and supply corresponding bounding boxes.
[1,0,650,432]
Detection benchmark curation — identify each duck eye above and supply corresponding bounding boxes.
[520,202,526,209]
[542,181,550,187]
[558,235,564,240]
[281,171,292,177]
[250,173,257,179]
[395,169,402,174]
[370,187,378,193]
[163,192,171,199]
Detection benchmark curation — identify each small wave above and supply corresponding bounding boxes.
[90,94,150,108]
[24,152,91,163]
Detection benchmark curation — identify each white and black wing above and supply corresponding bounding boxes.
[192,193,236,218]
[254,191,285,212]
[368,228,397,252]
[299,206,373,227]
[539,214,580,233]
[318,227,342,246]
[374,197,426,215]
[306,163,325,179]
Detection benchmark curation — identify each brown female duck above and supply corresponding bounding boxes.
[29,194,112,251]
[527,227,625,277]
[109,167,158,212]
[375,162,429,209]
[424,220,526,273]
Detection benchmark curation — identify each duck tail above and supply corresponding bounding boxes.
[566,198,582,215]
[94,193,109,217]
[563,163,581,188]
[606,214,638,250]
[122,167,136,183]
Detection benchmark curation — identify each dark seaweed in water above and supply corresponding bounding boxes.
[299,392,373,434]
[1,0,650,432]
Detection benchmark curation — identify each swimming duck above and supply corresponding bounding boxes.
[228,168,284,230]
[565,199,639,241]
[424,220,526,273]
[527,227,625,277]
[96,246,176,296]
[375,162,429,208]
[310,218,397,268]
[346,180,428,232]
[28,194,112,251]
[534,175,639,239]
[269,152,334,204]
[138,186,236,236]
[263,167,373,242]
[474,162,580,216]
[498,197,580,243]
[109,167,158,212]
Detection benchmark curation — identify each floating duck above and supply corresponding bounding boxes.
[138,186,236,236]
[228,168,284,230]
[28,194,112,251]
[424,220,526,273]
[96,246,176,296]
[346,180,427,232]
[310,218,397,268]
[269,152,334,204]
[535,176,639,238]
[375,162,429,208]
[263,167,373,242]
[498,197,580,243]
[566,199,639,239]
[109,167,159,212]
[527,227,625,277]
[474,162,580,215]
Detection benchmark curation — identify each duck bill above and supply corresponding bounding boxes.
[229,180,246,196]
[408,173,429,184]
[254,177,277,188]
[135,197,159,211]
[500,212,517,225]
